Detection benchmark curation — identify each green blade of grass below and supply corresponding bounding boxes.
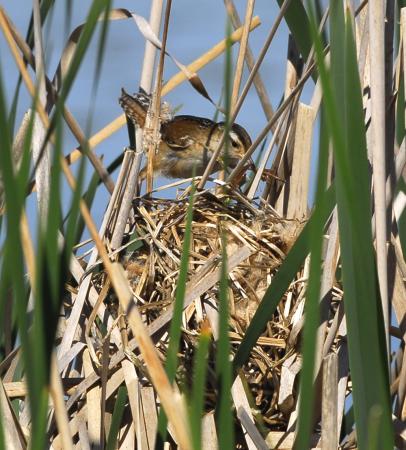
[164,182,196,379]
[7,0,56,132]
[156,182,196,446]
[64,150,87,266]
[233,184,335,370]
[106,386,128,450]
[396,70,405,146]
[0,62,50,449]
[277,0,312,61]
[307,1,394,447]
[216,232,234,450]
[215,20,234,450]
[86,0,112,136]
[190,322,212,450]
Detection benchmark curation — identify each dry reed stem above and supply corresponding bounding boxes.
[32,0,51,219]
[246,111,286,200]
[82,349,102,446]
[262,9,329,208]
[315,212,340,372]
[369,0,390,363]
[140,0,164,91]
[121,359,141,445]
[225,0,274,120]
[219,0,255,189]
[201,413,218,449]
[231,0,255,108]
[236,404,268,450]
[57,152,128,355]
[217,1,256,189]
[146,0,172,194]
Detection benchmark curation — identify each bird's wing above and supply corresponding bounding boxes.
[161,115,215,151]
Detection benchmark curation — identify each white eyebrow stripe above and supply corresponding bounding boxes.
[229,130,240,143]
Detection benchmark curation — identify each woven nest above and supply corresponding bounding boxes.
[89,188,307,441]
[106,189,303,429]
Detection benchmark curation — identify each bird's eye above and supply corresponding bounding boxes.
[231,139,239,148]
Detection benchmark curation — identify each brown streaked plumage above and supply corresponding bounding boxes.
[119,88,253,179]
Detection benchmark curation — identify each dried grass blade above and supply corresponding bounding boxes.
[131,11,217,107]
[49,354,74,450]
[140,387,158,449]
[121,360,141,446]
[83,349,101,447]
[321,353,338,450]
[236,406,268,450]
[246,114,285,199]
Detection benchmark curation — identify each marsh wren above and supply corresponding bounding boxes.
[119,88,253,179]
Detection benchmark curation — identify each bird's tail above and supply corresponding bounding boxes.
[119,88,151,128]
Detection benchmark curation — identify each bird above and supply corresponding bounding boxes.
[119,88,253,180]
